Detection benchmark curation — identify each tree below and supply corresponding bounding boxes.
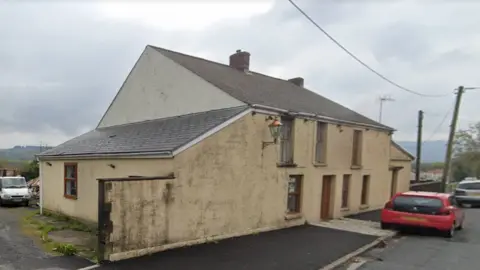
[21,159,39,181]
[452,122,480,181]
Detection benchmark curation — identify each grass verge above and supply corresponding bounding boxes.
[21,209,98,263]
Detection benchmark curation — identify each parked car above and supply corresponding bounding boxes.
[0,176,31,206]
[381,191,465,238]
[453,179,480,207]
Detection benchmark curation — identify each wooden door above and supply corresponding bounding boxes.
[321,176,333,220]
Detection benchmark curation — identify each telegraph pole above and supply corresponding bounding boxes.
[379,95,395,123]
[415,110,424,182]
[441,86,465,192]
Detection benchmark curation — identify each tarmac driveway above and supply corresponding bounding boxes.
[0,206,93,270]
[98,225,377,270]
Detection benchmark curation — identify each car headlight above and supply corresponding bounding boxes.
[1,194,10,199]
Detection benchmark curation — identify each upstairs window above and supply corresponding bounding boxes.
[280,117,294,164]
[315,122,328,163]
[352,130,363,166]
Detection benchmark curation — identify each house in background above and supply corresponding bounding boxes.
[421,168,443,181]
[37,46,413,258]
[389,141,415,196]
[0,168,20,177]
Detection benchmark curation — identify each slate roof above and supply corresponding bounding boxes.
[38,106,249,158]
[152,46,392,130]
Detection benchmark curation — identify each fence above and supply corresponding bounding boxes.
[409,181,458,193]
[97,174,175,263]
[410,181,442,192]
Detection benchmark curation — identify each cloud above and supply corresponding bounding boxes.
[1,0,480,148]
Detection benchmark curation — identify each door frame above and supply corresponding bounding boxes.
[320,175,335,220]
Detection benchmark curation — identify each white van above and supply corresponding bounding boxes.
[0,176,30,206]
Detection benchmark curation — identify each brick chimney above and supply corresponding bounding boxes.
[229,49,250,72]
[288,77,304,87]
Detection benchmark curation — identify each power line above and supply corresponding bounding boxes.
[286,0,450,98]
[423,104,454,143]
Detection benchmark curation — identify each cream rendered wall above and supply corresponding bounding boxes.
[168,112,393,239]
[97,46,244,128]
[41,112,393,235]
[41,159,174,223]
[390,144,414,195]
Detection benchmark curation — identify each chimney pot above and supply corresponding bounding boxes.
[288,77,304,87]
[229,50,250,72]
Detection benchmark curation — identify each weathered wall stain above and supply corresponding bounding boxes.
[44,112,412,260]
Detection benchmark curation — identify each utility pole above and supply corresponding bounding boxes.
[379,95,395,123]
[415,110,424,182]
[441,86,465,192]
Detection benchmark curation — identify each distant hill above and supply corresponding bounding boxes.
[0,145,53,162]
[396,140,447,163]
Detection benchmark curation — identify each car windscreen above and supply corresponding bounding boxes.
[457,182,480,190]
[1,177,27,188]
[392,195,444,214]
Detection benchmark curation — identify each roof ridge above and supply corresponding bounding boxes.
[96,105,249,131]
[149,45,298,86]
[148,44,392,131]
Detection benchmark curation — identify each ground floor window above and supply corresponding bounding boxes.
[287,175,303,213]
[361,175,370,205]
[341,174,351,208]
[64,163,78,199]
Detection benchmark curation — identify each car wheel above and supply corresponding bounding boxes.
[457,221,463,230]
[23,201,29,207]
[381,222,390,230]
[444,223,455,238]
[0,198,3,207]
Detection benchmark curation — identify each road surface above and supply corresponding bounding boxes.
[0,206,92,270]
[360,208,480,270]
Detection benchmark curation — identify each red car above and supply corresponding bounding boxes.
[381,191,465,238]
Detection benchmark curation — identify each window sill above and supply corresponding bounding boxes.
[359,204,369,210]
[351,165,362,170]
[313,162,327,167]
[340,207,349,212]
[284,213,303,220]
[64,195,78,200]
[277,162,298,168]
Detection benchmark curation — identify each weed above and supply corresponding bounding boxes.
[53,243,78,256]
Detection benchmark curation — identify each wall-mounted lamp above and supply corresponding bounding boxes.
[46,162,52,166]
[108,164,116,169]
[262,119,283,149]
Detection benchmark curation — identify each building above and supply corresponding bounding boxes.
[37,46,413,256]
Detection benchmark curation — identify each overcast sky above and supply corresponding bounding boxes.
[1,0,480,148]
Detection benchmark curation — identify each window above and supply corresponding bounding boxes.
[64,163,78,199]
[280,117,294,164]
[393,196,444,215]
[352,130,363,166]
[315,122,328,163]
[457,182,480,190]
[287,175,302,213]
[361,175,370,205]
[341,175,351,208]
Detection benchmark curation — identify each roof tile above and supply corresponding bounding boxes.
[152,46,392,130]
[39,106,249,157]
